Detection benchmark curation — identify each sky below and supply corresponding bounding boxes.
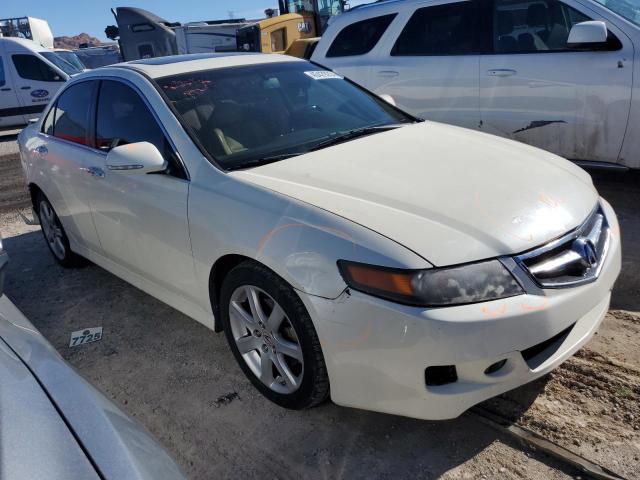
[2,0,371,41]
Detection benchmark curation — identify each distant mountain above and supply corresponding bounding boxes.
[54,33,103,50]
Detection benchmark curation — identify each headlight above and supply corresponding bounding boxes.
[337,259,524,307]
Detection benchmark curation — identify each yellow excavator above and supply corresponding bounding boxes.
[236,1,346,58]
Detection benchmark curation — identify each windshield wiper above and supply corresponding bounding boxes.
[309,124,405,152]
[227,152,304,171]
[227,124,406,171]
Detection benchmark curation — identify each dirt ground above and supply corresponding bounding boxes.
[1,129,639,479]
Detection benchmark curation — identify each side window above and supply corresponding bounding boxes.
[271,28,287,52]
[493,0,596,53]
[96,80,185,178]
[392,2,479,56]
[0,57,5,87]
[42,106,55,135]
[326,14,397,57]
[12,54,63,82]
[52,81,95,145]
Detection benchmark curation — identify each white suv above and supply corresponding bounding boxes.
[312,0,640,169]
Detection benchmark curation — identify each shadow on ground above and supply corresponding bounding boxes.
[592,170,640,311]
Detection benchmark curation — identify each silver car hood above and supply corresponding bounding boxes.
[232,122,599,265]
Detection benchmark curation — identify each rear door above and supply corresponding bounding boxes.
[0,54,26,128]
[34,80,102,252]
[9,53,65,121]
[366,1,483,129]
[479,0,633,163]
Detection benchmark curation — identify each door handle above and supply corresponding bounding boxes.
[0,87,10,91]
[378,70,399,77]
[20,86,32,90]
[81,166,105,178]
[487,69,517,77]
[34,145,48,155]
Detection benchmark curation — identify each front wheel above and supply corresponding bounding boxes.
[220,261,329,410]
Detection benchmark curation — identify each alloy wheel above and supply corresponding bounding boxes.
[228,285,304,394]
[39,201,66,260]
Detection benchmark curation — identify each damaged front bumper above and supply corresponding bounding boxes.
[297,200,621,421]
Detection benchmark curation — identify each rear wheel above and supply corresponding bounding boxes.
[220,261,329,409]
[36,193,84,268]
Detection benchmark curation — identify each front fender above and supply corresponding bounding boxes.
[189,169,431,308]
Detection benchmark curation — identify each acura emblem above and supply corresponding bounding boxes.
[571,237,598,268]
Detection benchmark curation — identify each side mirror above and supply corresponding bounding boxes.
[567,21,608,49]
[105,142,167,174]
[379,93,396,107]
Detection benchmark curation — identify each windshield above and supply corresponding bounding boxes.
[594,0,640,26]
[157,62,414,170]
[41,51,83,75]
[55,51,86,71]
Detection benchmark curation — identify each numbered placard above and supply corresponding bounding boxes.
[69,327,103,347]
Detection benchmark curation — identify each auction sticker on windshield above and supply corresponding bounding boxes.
[304,71,342,80]
[69,327,103,347]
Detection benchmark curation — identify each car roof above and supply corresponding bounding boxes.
[112,52,305,79]
[0,36,50,53]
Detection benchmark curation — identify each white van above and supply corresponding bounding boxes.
[0,37,83,129]
[312,0,640,169]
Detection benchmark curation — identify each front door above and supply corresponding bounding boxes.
[479,0,633,163]
[9,53,65,122]
[84,79,197,299]
[0,55,25,128]
[367,1,482,129]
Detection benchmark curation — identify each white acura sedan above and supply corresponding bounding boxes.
[18,53,620,420]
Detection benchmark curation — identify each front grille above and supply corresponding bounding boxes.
[514,205,609,288]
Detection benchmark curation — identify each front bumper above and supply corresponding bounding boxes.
[298,199,621,420]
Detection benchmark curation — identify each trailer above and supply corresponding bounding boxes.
[175,20,250,54]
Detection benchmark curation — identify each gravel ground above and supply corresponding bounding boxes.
[1,131,638,479]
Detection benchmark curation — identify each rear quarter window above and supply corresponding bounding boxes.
[326,13,397,57]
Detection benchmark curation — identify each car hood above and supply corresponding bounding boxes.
[231,122,599,266]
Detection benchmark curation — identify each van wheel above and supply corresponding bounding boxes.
[220,260,329,409]
[36,193,84,268]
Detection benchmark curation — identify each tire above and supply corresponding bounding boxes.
[36,193,85,268]
[220,260,329,410]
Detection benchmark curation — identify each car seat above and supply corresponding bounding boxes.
[496,11,517,52]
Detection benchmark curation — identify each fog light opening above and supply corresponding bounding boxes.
[484,359,507,376]
[425,365,458,386]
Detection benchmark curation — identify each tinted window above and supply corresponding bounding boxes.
[96,80,184,178]
[53,81,95,145]
[493,0,593,53]
[157,62,413,170]
[326,14,396,57]
[0,57,5,87]
[12,54,63,82]
[392,2,479,56]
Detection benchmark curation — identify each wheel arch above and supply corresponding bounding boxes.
[208,254,254,332]
[28,183,44,212]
